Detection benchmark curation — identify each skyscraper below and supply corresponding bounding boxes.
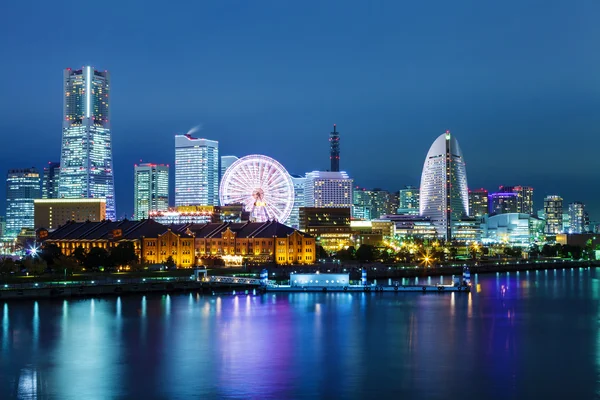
[175,134,219,206]
[468,188,488,218]
[568,201,585,234]
[5,168,41,239]
[398,185,420,215]
[488,192,518,215]
[304,171,353,208]
[134,163,169,220]
[353,187,373,220]
[329,124,340,172]
[220,156,239,183]
[286,175,306,229]
[419,131,469,240]
[58,67,116,220]
[368,189,397,218]
[544,195,563,235]
[499,185,534,215]
[42,162,60,199]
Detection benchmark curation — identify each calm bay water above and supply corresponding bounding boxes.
[1,269,599,399]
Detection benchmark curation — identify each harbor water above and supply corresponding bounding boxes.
[0,268,599,399]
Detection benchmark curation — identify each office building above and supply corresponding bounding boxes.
[134,163,169,220]
[58,67,116,220]
[398,185,420,215]
[149,205,249,225]
[286,175,306,229]
[34,198,106,230]
[352,187,373,220]
[468,188,488,218]
[568,202,585,234]
[304,171,353,208]
[5,168,41,239]
[220,155,239,187]
[499,186,534,215]
[42,162,60,199]
[378,214,438,240]
[488,192,519,215]
[299,207,352,252]
[419,131,469,240]
[175,134,219,207]
[482,213,545,247]
[544,195,563,235]
[368,189,397,218]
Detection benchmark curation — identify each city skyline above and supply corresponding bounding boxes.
[1,1,599,220]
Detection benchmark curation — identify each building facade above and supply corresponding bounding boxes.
[175,134,219,206]
[499,186,534,215]
[544,195,563,235]
[299,207,352,252]
[482,213,544,247]
[5,168,41,239]
[304,171,353,209]
[149,205,249,225]
[41,219,194,268]
[419,131,469,240]
[468,188,488,218]
[286,175,306,229]
[42,162,60,199]
[58,67,116,220]
[398,185,420,215]
[134,163,169,220]
[488,192,518,215]
[568,202,585,234]
[34,199,106,230]
[219,155,239,191]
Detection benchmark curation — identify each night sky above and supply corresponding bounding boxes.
[1,1,599,220]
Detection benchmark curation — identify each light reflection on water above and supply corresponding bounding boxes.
[0,270,599,399]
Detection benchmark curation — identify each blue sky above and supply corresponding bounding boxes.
[0,0,599,219]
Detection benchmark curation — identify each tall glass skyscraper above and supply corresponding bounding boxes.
[286,175,306,229]
[419,131,469,240]
[544,195,563,234]
[175,134,219,206]
[58,66,115,220]
[134,163,169,220]
[42,162,60,199]
[398,185,420,215]
[5,168,41,239]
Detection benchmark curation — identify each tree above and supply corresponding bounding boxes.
[316,245,328,260]
[356,244,375,262]
[55,255,81,276]
[84,247,111,270]
[73,246,87,265]
[22,257,47,276]
[449,247,458,261]
[110,242,138,268]
[0,257,18,275]
[40,243,62,266]
[336,246,356,261]
[164,256,176,270]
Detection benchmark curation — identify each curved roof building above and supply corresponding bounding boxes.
[419,131,469,240]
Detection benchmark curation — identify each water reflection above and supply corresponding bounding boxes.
[0,271,598,398]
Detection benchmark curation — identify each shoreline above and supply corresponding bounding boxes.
[0,260,596,301]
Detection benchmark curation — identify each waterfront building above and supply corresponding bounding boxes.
[171,220,316,265]
[149,205,249,225]
[488,192,519,215]
[34,198,106,230]
[378,214,438,240]
[568,202,585,234]
[41,219,194,268]
[468,188,488,218]
[452,217,482,243]
[349,221,385,247]
[556,233,600,249]
[286,175,306,229]
[304,171,353,208]
[42,162,60,199]
[134,163,169,220]
[499,186,534,215]
[398,185,420,215]
[219,155,239,190]
[58,67,116,220]
[5,168,41,239]
[299,207,351,252]
[175,134,219,206]
[419,131,469,240]
[544,195,563,235]
[482,213,544,247]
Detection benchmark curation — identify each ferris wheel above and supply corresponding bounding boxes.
[219,155,295,223]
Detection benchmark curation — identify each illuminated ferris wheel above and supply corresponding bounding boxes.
[219,155,295,223]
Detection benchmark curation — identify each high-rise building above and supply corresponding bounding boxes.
[34,198,106,230]
[468,188,488,218]
[568,202,585,234]
[330,124,340,172]
[488,192,519,215]
[220,155,238,183]
[398,185,420,215]
[304,171,353,209]
[175,134,219,206]
[5,168,41,239]
[42,162,60,199]
[134,163,169,220]
[58,66,116,221]
[286,175,306,229]
[544,195,563,235]
[419,131,469,240]
[499,186,534,214]
[368,189,397,218]
[352,187,373,220]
